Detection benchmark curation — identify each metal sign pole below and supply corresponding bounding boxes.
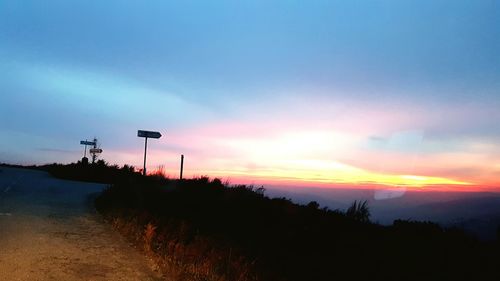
[137,130,162,176]
[92,138,98,164]
[143,137,148,176]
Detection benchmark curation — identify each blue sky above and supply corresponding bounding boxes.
[1,1,499,188]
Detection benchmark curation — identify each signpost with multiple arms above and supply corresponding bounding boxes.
[80,140,96,159]
[137,130,162,176]
[80,139,102,164]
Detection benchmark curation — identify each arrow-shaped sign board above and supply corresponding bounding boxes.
[137,130,162,176]
[80,140,96,146]
[137,130,162,139]
[89,148,103,154]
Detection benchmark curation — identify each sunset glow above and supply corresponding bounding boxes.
[128,124,494,191]
[1,1,498,192]
[198,163,471,187]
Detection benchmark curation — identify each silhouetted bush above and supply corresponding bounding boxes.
[346,200,370,223]
[41,162,143,184]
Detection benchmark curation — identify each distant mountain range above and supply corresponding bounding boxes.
[401,196,500,240]
[265,185,500,240]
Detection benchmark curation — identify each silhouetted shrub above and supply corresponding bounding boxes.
[307,201,320,209]
[346,200,370,223]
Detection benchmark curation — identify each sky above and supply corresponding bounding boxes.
[0,0,499,191]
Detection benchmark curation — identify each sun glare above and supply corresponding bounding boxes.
[199,131,472,189]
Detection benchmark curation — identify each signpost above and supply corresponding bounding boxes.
[80,140,96,146]
[137,130,162,176]
[80,139,102,164]
[138,130,162,139]
[89,148,103,154]
[80,140,96,164]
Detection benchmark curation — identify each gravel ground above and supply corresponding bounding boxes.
[0,167,164,281]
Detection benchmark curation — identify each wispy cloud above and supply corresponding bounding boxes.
[37,148,79,154]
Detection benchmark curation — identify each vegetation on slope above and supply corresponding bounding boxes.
[46,163,500,281]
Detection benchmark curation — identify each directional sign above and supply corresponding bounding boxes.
[89,148,103,154]
[137,129,162,176]
[137,130,162,139]
[80,140,96,146]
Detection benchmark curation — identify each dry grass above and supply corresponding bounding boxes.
[144,223,157,252]
[151,165,169,179]
[109,216,258,281]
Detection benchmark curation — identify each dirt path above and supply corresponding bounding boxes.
[0,167,164,281]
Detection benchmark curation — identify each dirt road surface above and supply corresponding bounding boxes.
[0,167,164,281]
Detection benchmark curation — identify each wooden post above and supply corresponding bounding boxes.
[180,154,184,180]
